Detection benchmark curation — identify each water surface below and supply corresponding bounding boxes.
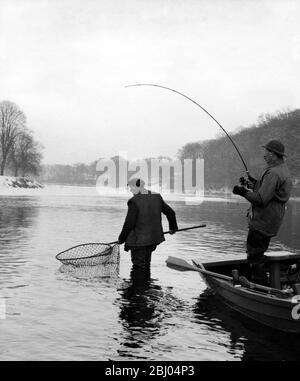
[0,186,299,361]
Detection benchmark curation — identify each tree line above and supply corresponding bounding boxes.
[40,156,175,186]
[0,101,43,177]
[40,108,300,196]
[177,108,300,195]
[41,161,98,185]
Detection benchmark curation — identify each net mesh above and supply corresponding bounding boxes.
[56,243,120,267]
[59,261,120,279]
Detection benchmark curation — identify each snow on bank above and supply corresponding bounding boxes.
[0,179,299,202]
[0,176,44,189]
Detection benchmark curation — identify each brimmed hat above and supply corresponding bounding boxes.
[262,140,286,157]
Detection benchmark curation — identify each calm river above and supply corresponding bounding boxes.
[0,186,299,361]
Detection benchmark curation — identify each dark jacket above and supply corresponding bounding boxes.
[118,191,178,251]
[245,162,292,236]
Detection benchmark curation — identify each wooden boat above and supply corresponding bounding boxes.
[166,252,300,333]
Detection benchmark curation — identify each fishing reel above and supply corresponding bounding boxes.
[239,174,256,190]
[239,177,247,186]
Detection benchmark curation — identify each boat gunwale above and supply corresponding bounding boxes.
[201,253,300,269]
[194,260,296,307]
[201,273,295,307]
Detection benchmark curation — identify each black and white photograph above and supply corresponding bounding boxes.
[0,0,300,366]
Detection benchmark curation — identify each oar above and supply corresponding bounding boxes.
[166,256,291,298]
[166,256,227,277]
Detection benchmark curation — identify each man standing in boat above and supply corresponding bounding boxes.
[232,140,292,267]
[118,178,178,271]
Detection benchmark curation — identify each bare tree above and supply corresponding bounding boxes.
[0,101,26,175]
[9,130,43,177]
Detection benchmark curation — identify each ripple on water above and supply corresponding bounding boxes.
[0,193,299,360]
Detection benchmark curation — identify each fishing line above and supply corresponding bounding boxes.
[125,83,249,175]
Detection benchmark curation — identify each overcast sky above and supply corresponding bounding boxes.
[1,0,299,164]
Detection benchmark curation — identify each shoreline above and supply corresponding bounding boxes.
[1,182,299,202]
[0,176,43,189]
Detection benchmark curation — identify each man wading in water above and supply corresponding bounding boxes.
[118,178,178,272]
[232,140,292,284]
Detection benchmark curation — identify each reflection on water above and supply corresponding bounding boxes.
[193,291,300,361]
[0,200,39,282]
[116,267,187,360]
[59,262,120,279]
[117,269,164,358]
[0,191,300,360]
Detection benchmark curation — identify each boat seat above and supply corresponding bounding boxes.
[264,252,293,289]
[264,251,292,261]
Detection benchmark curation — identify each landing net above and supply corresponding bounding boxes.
[56,243,120,267]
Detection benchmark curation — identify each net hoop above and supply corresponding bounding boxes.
[56,242,119,267]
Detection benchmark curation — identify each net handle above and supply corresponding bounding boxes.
[107,225,207,246]
[109,225,206,245]
[163,224,206,235]
[56,225,206,260]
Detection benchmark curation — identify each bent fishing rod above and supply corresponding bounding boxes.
[125,83,249,177]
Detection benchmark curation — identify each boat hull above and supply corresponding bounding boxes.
[200,272,300,333]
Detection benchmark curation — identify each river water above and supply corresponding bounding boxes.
[0,185,299,361]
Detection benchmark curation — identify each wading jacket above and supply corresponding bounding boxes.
[118,191,178,251]
[245,162,292,237]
